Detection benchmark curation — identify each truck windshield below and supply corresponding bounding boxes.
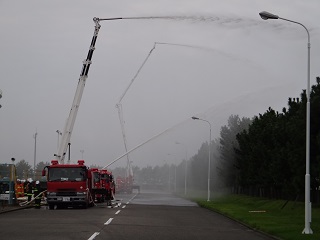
[100,174,110,183]
[48,167,86,182]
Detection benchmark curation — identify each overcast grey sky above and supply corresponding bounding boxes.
[1,0,319,170]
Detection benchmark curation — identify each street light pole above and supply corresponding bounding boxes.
[9,158,15,205]
[167,153,177,192]
[259,11,312,234]
[176,141,188,195]
[192,116,212,201]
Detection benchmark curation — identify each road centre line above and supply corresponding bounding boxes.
[87,194,136,240]
[88,232,100,240]
[88,217,114,239]
[130,193,139,201]
[104,218,114,225]
[87,194,139,240]
[127,192,139,204]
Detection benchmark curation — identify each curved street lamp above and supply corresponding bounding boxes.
[259,11,312,235]
[192,116,212,201]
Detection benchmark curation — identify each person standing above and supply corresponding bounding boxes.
[26,180,33,202]
[23,180,28,198]
[34,181,41,209]
[15,179,24,198]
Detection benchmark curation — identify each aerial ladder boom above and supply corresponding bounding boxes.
[115,44,156,175]
[116,103,130,169]
[54,18,101,164]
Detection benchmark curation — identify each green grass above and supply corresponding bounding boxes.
[195,194,320,240]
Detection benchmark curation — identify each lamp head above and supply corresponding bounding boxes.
[191,116,199,120]
[259,11,279,20]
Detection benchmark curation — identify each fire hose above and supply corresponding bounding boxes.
[19,190,47,207]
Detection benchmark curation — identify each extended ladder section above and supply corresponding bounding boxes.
[54,18,101,164]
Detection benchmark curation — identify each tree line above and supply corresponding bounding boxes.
[220,77,320,201]
[11,160,49,180]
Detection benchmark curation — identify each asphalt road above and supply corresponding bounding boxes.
[0,191,276,240]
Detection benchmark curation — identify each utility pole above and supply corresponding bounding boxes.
[9,158,15,205]
[0,89,2,108]
[33,131,38,180]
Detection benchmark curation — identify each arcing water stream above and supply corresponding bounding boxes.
[103,118,189,169]
[98,14,294,169]
[98,14,287,31]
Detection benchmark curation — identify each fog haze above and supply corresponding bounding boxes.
[1,0,319,170]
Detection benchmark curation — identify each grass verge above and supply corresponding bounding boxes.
[196,194,320,240]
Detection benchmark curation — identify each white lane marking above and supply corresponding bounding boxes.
[128,193,138,203]
[104,218,113,225]
[88,232,100,240]
[122,205,126,209]
[115,210,121,215]
[126,202,130,204]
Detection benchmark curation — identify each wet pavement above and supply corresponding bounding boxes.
[130,191,198,206]
[0,191,278,240]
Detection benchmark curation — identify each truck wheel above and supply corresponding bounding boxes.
[48,204,54,210]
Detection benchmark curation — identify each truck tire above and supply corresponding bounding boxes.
[48,204,54,210]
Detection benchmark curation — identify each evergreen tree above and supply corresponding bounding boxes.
[219,114,251,190]
[15,159,32,180]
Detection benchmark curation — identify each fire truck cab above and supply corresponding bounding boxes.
[43,160,94,209]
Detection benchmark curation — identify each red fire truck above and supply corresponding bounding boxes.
[88,168,115,205]
[42,18,125,209]
[89,168,103,203]
[99,169,115,205]
[43,160,95,209]
[42,18,108,210]
[116,175,133,194]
